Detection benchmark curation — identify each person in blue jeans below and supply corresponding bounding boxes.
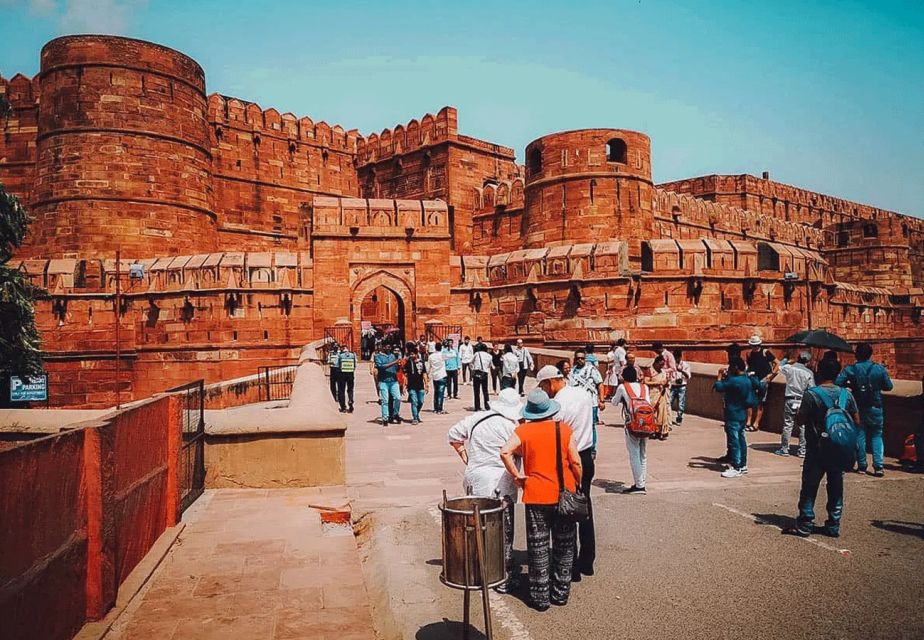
[402,343,428,425]
[713,358,755,478]
[374,342,402,425]
[784,357,859,538]
[835,342,893,477]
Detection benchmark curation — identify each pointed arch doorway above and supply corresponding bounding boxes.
[351,270,414,352]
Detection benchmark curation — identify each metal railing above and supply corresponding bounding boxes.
[165,380,206,513]
[258,365,299,402]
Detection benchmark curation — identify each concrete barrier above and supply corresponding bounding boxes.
[203,339,347,488]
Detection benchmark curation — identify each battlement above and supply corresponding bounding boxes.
[12,251,313,295]
[207,93,359,152]
[309,196,449,237]
[659,174,922,230]
[355,107,460,165]
[0,73,40,108]
[654,188,827,249]
[473,177,526,212]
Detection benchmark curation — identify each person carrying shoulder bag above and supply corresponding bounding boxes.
[501,388,582,611]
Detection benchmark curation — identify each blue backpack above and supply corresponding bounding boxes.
[810,386,859,472]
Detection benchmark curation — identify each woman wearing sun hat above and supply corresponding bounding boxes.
[448,388,524,593]
[501,388,583,611]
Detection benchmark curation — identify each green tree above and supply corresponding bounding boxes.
[0,183,43,378]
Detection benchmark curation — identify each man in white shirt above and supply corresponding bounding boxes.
[501,344,519,390]
[605,339,628,396]
[774,351,816,458]
[427,342,448,414]
[459,336,475,385]
[448,388,523,592]
[470,343,493,411]
[514,338,534,396]
[569,349,606,428]
[536,364,597,580]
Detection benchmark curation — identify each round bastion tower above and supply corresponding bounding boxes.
[30,35,216,257]
[523,129,653,257]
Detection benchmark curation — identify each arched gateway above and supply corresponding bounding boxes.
[350,270,415,348]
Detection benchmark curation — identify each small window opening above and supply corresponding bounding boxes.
[641,242,653,272]
[606,138,628,163]
[757,243,780,271]
[836,231,849,247]
[863,223,878,238]
[527,148,542,174]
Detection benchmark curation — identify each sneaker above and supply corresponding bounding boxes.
[818,526,840,538]
[721,468,745,478]
[740,466,749,474]
[854,467,867,474]
[623,485,647,495]
[411,419,419,425]
[550,597,568,606]
[797,451,805,458]
[782,527,812,538]
[773,448,789,456]
[871,468,885,477]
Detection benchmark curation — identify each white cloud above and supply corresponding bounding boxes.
[58,0,146,34]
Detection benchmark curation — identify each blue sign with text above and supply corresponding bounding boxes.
[10,375,48,402]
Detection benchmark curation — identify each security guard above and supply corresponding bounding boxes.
[327,342,341,402]
[336,343,357,413]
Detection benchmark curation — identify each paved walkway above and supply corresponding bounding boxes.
[342,371,924,640]
[105,488,376,640]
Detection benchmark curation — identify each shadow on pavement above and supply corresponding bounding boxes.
[688,456,725,472]
[417,619,488,640]
[592,478,627,493]
[871,520,924,539]
[753,513,795,529]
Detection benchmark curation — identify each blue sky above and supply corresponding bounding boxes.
[1,0,922,216]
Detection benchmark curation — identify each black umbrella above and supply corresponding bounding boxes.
[785,329,852,353]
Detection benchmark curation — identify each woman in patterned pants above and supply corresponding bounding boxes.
[502,389,582,610]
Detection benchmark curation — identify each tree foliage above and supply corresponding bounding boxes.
[0,183,43,376]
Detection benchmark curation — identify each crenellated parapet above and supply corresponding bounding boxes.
[355,107,460,165]
[653,188,827,249]
[207,93,359,153]
[12,251,313,295]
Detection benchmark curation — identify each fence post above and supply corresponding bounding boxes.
[164,394,182,527]
[82,425,113,620]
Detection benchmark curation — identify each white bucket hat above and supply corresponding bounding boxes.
[748,335,763,347]
[491,388,523,422]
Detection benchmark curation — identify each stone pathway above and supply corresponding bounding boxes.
[105,487,376,640]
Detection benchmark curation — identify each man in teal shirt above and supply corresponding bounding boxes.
[835,343,893,476]
[444,340,461,400]
[714,358,759,478]
[374,342,401,425]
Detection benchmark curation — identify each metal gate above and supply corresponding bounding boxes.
[324,325,354,350]
[258,365,299,401]
[427,324,463,345]
[167,380,206,513]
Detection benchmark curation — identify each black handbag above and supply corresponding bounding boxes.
[555,421,589,522]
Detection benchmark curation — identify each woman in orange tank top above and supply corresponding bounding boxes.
[501,388,582,611]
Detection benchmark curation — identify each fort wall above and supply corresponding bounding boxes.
[206,94,359,251]
[0,73,39,205]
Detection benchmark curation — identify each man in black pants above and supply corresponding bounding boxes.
[336,343,357,413]
[470,343,492,411]
[536,365,596,579]
[327,343,341,403]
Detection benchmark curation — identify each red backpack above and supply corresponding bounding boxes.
[624,382,658,438]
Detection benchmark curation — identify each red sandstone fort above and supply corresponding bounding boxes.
[1,35,921,407]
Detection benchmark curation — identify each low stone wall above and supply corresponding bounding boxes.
[0,395,182,640]
[202,339,347,488]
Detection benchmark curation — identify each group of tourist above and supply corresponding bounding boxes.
[441,333,907,612]
[350,336,536,425]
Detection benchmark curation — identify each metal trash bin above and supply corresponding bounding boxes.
[439,496,506,590]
